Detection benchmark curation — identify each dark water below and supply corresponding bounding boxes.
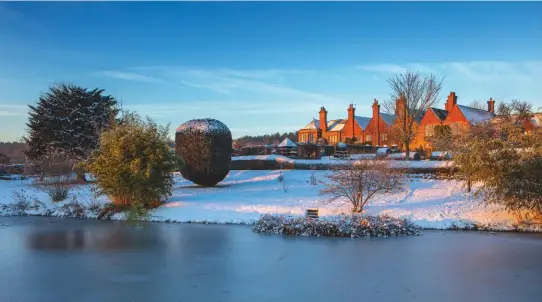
[0,217,541,302]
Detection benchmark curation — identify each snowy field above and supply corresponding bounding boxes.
[232,154,452,169]
[1,170,536,232]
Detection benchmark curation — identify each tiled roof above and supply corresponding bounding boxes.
[301,118,346,131]
[457,105,495,124]
[381,113,397,126]
[431,108,449,121]
[354,116,371,129]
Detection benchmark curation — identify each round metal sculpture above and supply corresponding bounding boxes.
[175,118,232,187]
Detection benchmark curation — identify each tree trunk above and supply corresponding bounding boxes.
[467,176,472,193]
[76,171,87,184]
[405,141,410,159]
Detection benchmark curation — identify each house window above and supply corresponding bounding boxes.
[425,125,435,138]
[308,133,314,143]
[329,136,338,144]
[382,133,388,141]
[366,134,372,142]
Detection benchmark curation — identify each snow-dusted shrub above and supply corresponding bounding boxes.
[253,214,420,238]
[175,118,232,187]
[1,190,46,216]
[85,112,182,208]
[35,174,73,202]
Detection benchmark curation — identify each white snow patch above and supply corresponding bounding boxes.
[0,170,532,231]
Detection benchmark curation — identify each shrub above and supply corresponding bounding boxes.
[35,174,72,202]
[175,118,232,186]
[85,112,182,208]
[253,214,420,238]
[320,160,403,213]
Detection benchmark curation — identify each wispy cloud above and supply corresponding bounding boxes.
[357,60,542,83]
[0,104,27,117]
[95,70,164,83]
[357,64,407,74]
[357,60,542,102]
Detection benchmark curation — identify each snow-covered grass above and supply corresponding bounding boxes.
[232,154,452,169]
[0,170,539,232]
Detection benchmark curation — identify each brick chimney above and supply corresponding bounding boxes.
[487,98,495,113]
[395,94,406,118]
[319,106,328,132]
[348,104,355,138]
[372,99,380,145]
[445,91,457,112]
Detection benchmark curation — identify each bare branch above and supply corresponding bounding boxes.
[319,160,403,213]
[383,70,443,155]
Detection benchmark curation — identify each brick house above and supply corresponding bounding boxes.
[298,91,505,151]
[415,92,496,151]
[363,99,397,146]
[298,104,371,144]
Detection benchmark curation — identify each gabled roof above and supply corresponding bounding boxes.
[277,138,297,148]
[431,107,449,121]
[300,118,346,131]
[457,105,495,124]
[327,119,346,131]
[301,119,320,130]
[381,113,397,126]
[354,115,371,129]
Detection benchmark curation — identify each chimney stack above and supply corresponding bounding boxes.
[372,99,381,145]
[396,94,406,118]
[445,92,457,112]
[319,106,328,132]
[487,98,495,113]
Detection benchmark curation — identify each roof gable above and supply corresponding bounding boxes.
[327,119,346,131]
[354,115,371,129]
[381,113,397,126]
[431,107,449,121]
[301,119,319,130]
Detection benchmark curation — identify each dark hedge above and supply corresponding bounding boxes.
[175,118,232,187]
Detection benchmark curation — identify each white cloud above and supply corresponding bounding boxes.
[96,71,164,83]
[0,104,27,116]
[357,64,407,74]
[356,60,542,104]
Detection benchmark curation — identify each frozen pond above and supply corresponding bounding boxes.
[0,216,541,302]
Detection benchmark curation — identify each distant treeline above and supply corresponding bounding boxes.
[0,141,26,163]
[233,132,297,148]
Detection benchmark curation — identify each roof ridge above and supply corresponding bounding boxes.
[458,104,491,113]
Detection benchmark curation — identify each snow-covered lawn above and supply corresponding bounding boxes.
[232,154,452,169]
[0,170,533,231]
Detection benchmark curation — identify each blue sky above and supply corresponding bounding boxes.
[1,1,541,141]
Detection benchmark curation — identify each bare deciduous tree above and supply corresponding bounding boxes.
[320,160,403,213]
[468,101,486,110]
[383,70,443,157]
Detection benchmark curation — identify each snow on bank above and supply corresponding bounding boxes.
[232,154,452,169]
[0,170,535,231]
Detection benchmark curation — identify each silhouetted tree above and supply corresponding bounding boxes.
[24,84,119,163]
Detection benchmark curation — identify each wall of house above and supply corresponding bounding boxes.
[341,120,364,142]
[298,129,319,143]
[414,110,443,150]
[365,117,392,146]
[322,131,342,144]
[442,106,471,135]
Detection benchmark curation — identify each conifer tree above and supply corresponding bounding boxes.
[24,84,119,162]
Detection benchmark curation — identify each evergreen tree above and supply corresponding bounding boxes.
[24,84,119,162]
